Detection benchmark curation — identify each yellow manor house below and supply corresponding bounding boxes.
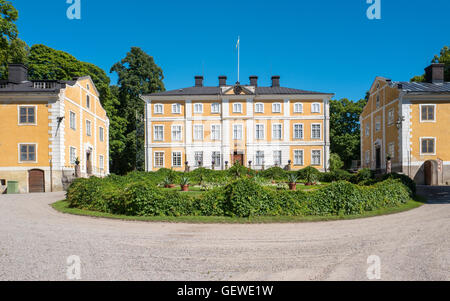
[141,75,333,172]
[360,63,450,185]
[0,64,110,193]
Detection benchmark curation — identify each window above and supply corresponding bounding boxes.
[172,152,182,167]
[421,105,435,122]
[365,124,370,137]
[154,152,164,167]
[212,152,221,167]
[86,95,90,109]
[211,125,221,140]
[69,111,76,130]
[233,103,243,113]
[99,127,104,142]
[255,124,265,140]
[376,94,380,108]
[365,150,370,164]
[294,150,304,166]
[388,143,395,159]
[19,106,35,124]
[211,103,221,114]
[172,125,182,141]
[195,151,203,166]
[311,124,321,139]
[99,155,104,170]
[421,138,435,154]
[86,83,90,91]
[172,103,181,114]
[273,151,282,166]
[294,124,303,140]
[193,103,203,114]
[256,151,264,166]
[154,125,164,141]
[311,103,321,113]
[255,103,264,113]
[69,147,76,164]
[387,109,395,125]
[312,150,321,166]
[154,104,163,114]
[294,103,303,113]
[375,117,381,132]
[86,120,91,136]
[19,144,36,162]
[194,125,204,141]
[233,124,243,140]
[272,103,282,113]
[272,124,282,140]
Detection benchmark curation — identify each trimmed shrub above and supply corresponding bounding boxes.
[352,168,374,184]
[382,173,416,196]
[320,170,353,183]
[223,178,265,217]
[195,187,226,216]
[329,153,344,171]
[259,167,287,181]
[297,166,321,183]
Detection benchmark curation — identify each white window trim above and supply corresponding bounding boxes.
[154,104,164,115]
[17,105,37,126]
[388,142,395,159]
[154,151,165,168]
[420,137,436,155]
[255,151,265,166]
[211,124,221,141]
[193,124,204,141]
[172,103,181,114]
[99,127,104,142]
[233,103,243,113]
[272,123,283,140]
[255,123,265,140]
[69,110,76,130]
[86,95,91,109]
[171,125,183,141]
[233,124,243,140]
[311,123,322,140]
[69,146,77,165]
[18,143,38,164]
[311,149,322,166]
[293,102,303,113]
[86,119,92,136]
[193,103,204,114]
[419,104,436,123]
[153,125,164,141]
[387,109,395,126]
[255,102,264,113]
[365,124,370,137]
[311,102,321,113]
[375,117,381,132]
[293,123,304,140]
[294,149,304,166]
[171,152,182,167]
[365,150,370,164]
[211,103,221,114]
[99,155,104,170]
[272,102,282,113]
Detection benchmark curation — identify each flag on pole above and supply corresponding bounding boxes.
[236,36,240,48]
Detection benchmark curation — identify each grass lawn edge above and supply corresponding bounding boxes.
[50,195,427,224]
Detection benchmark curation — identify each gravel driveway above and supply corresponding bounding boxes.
[0,187,449,281]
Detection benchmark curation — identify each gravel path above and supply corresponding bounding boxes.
[0,187,449,281]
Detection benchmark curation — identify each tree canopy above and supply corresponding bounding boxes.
[411,45,450,82]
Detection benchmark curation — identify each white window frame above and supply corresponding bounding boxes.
[293,123,304,140]
[154,104,164,114]
[294,150,304,166]
[69,111,76,130]
[420,137,436,155]
[293,103,303,113]
[255,151,264,166]
[212,151,221,167]
[375,117,381,132]
[272,102,282,113]
[211,103,221,114]
[18,143,37,163]
[273,150,282,166]
[311,123,321,140]
[233,103,243,113]
[171,125,183,141]
[99,127,104,142]
[211,124,221,141]
[18,105,37,125]
[255,124,265,140]
[194,124,204,141]
[255,103,264,113]
[193,103,203,114]
[388,142,395,159]
[69,146,77,165]
[172,103,181,114]
[233,124,243,140]
[272,123,282,140]
[172,152,182,167]
[311,103,321,113]
[387,109,395,125]
[99,155,104,170]
[86,95,91,109]
[311,150,322,166]
[154,151,165,168]
[153,125,164,141]
[365,150,370,164]
[195,151,204,166]
[420,104,436,123]
[376,94,380,109]
[86,120,92,136]
[365,123,370,137]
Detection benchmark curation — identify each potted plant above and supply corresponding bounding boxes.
[180,177,190,192]
[287,174,298,191]
[304,167,318,186]
[162,177,173,188]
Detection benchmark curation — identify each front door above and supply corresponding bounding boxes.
[28,169,45,193]
[375,147,381,170]
[86,151,92,175]
[232,152,244,166]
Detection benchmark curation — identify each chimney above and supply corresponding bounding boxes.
[8,64,28,84]
[249,76,258,87]
[195,76,204,87]
[425,63,444,84]
[219,76,227,86]
[271,76,280,87]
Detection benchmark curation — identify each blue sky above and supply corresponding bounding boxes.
[13,0,450,100]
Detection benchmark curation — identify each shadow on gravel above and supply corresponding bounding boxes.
[417,186,450,204]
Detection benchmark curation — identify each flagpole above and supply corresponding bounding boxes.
[237,36,240,83]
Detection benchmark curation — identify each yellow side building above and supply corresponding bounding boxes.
[360,63,450,185]
[141,75,334,172]
[0,64,109,193]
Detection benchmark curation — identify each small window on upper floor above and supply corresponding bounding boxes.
[69,111,76,130]
[193,103,203,114]
[99,127,104,142]
[19,106,36,124]
[365,123,370,137]
[255,103,264,113]
[375,117,381,132]
[172,103,181,114]
[421,105,435,122]
[272,103,282,113]
[87,83,90,91]
[211,103,221,114]
[376,94,380,109]
[311,103,321,113]
[154,104,164,114]
[294,103,303,113]
[86,95,91,109]
[387,109,395,125]
[233,103,243,113]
